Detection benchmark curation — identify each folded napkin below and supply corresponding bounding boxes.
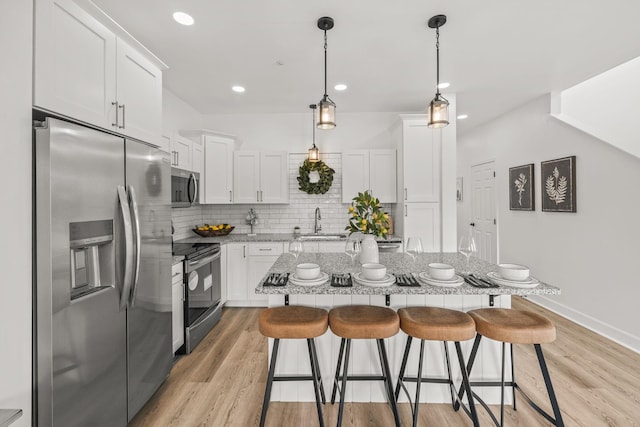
[331,273,353,287]
[263,273,289,287]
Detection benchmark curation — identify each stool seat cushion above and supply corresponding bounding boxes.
[468,308,556,344]
[329,305,399,339]
[259,306,328,339]
[399,307,476,342]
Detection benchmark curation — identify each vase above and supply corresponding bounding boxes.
[360,234,379,264]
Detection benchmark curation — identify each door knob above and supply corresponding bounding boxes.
[470,222,476,227]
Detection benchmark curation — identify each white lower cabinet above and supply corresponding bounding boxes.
[171,261,184,354]
[226,242,283,306]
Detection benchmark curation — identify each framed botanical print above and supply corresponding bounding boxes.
[541,156,576,212]
[509,164,534,211]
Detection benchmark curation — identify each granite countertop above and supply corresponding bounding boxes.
[255,253,561,296]
[172,255,185,264]
[174,233,402,245]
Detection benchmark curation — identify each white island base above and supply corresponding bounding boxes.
[266,293,514,405]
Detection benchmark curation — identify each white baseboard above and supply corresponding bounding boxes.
[528,295,640,354]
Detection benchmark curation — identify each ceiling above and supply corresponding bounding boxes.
[92,0,640,132]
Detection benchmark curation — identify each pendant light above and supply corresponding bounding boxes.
[308,104,320,162]
[427,14,449,129]
[317,17,336,129]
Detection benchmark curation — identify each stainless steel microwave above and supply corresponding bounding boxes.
[171,168,199,207]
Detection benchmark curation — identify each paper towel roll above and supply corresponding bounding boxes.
[188,271,199,291]
[203,274,213,291]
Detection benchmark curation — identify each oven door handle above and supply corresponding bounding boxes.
[187,251,221,272]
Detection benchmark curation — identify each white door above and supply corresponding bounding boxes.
[34,0,116,129]
[403,123,440,202]
[403,203,441,252]
[470,161,497,263]
[204,136,234,204]
[342,151,369,203]
[260,152,288,203]
[370,149,397,203]
[233,152,260,203]
[115,39,162,145]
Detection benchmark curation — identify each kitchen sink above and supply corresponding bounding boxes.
[298,233,347,241]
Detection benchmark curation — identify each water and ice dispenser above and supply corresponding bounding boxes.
[69,220,114,300]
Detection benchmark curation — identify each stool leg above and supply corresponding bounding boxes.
[511,343,517,411]
[455,341,480,427]
[455,334,482,411]
[307,339,325,427]
[310,339,326,403]
[534,344,564,427]
[395,335,413,400]
[260,338,280,427]
[336,339,351,427]
[500,342,506,426]
[412,339,425,427]
[331,338,346,404]
[378,339,401,427]
[443,341,456,410]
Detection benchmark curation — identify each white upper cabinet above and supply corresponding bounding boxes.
[401,122,441,202]
[233,151,288,204]
[342,149,396,203]
[34,0,164,146]
[170,135,192,170]
[203,135,234,204]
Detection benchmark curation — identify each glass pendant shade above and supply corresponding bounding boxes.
[317,96,336,129]
[308,145,320,162]
[427,95,449,128]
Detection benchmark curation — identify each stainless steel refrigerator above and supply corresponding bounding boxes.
[34,118,172,426]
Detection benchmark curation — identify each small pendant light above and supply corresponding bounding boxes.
[317,17,336,129]
[427,15,449,129]
[308,104,320,162]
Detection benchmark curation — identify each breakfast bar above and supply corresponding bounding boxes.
[255,252,561,405]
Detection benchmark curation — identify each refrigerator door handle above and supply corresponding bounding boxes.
[128,185,142,307]
[188,173,198,204]
[117,185,134,310]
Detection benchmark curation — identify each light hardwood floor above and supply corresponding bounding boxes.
[130,297,640,426]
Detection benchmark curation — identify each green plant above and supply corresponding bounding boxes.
[297,159,335,194]
[345,191,389,237]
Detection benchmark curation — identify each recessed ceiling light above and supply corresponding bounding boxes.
[173,12,194,26]
[437,82,450,89]
[457,114,468,120]
[334,84,347,91]
[231,86,245,93]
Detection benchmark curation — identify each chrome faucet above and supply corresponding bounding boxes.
[314,207,322,234]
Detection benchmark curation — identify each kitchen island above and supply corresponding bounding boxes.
[255,252,560,405]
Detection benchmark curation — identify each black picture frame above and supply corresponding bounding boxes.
[541,156,576,213]
[509,164,535,211]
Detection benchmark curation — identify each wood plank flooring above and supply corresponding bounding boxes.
[129,297,640,426]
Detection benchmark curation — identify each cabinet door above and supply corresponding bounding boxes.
[159,134,171,153]
[115,39,162,145]
[370,150,397,203]
[248,256,277,306]
[204,136,234,204]
[220,245,228,305]
[403,123,440,202]
[403,203,441,253]
[172,136,192,170]
[233,152,260,203]
[226,244,248,303]
[342,151,370,203]
[260,152,288,203]
[34,0,116,129]
[171,283,184,353]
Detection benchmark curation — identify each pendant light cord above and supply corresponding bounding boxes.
[323,31,328,97]
[312,105,316,147]
[435,26,441,96]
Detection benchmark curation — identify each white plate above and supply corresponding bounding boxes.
[288,272,329,287]
[353,272,396,287]
[418,272,464,287]
[487,272,539,288]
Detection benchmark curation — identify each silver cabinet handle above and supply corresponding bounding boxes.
[405,204,408,217]
[118,104,126,129]
[112,102,119,127]
[229,190,232,202]
[259,248,272,251]
[243,245,246,258]
[260,190,263,202]
[404,188,408,200]
[257,190,260,202]
[127,185,141,307]
[176,151,179,167]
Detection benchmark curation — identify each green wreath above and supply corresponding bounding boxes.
[297,159,335,194]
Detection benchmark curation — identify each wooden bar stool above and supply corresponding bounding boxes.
[458,308,564,426]
[395,307,480,427]
[329,305,401,427]
[259,305,329,427]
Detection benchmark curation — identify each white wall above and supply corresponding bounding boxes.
[0,1,33,425]
[553,56,640,160]
[458,94,640,352]
[163,88,203,135]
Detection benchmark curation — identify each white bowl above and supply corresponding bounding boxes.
[498,264,530,281]
[361,263,387,281]
[295,263,320,280]
[427,263,455,281]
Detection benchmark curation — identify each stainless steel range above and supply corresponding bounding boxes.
[172,242,222,353]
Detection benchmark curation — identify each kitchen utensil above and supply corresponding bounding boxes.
[417,272,464,287]
[427,263,455,280]
[353,272,395,287]
[497,264,530,281]
[288,272,329,287]
[295,263,320,280]
[487,272,539,288]
[361,263,386,281]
